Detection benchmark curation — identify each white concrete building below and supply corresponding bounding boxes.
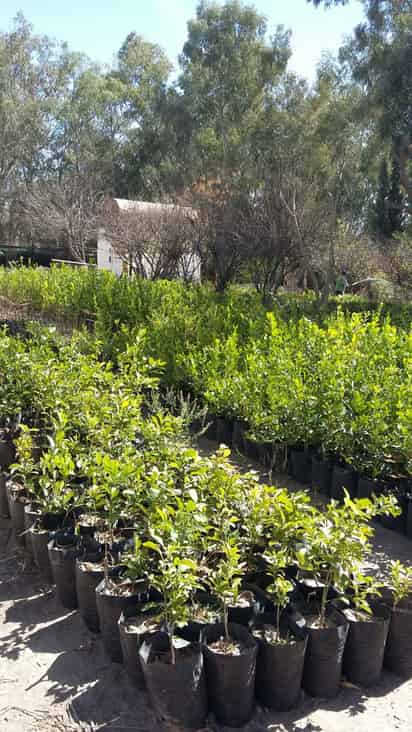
[97,229,125,277]
[97,198,201,281]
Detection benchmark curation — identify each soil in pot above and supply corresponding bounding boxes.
[176,596,221,643]
[253,617,307,711]
[384,598,412,678]
[95,575,150,663]
[311,456,332,496]
[331,465,357,502]
[118,604,163,688]
[290,448,311,485]
[0,472,9,517]
[77,513,108,540]
[75,556,105,633]
[227,590,257,627]
[140,632,208,730]
[202,622,258,727]
[342,603,390,686]
[297,607,349,698]
[48,531,82,610]
[30,527,53,583]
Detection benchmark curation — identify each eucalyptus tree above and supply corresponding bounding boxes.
[310,0,412,225]
[178,0,291,187]
[116,32,174,198]
[0,14,68,238]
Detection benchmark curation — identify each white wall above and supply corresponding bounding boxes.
[97,231,124,277]
[97,228,201,281]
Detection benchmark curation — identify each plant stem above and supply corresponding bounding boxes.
[104,534,109,585]
[224,602,229,642]
[170,623,176,665]
[276,603,281,642]
[319,575,330,628]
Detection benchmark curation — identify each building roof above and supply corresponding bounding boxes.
[113,198,195,217]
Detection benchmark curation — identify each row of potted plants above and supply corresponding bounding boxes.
[0,324,412,728]
[0,266,410,498]
[4,456,412,728]
[1,264,411,338]
[186,313,411,486]
[203,414,412,539]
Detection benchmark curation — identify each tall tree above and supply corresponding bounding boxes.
[178,1,291,187]
[0,14,66,236]
[311,0,412,220]
[116,33,173,198]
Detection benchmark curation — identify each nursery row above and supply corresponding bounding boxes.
[204,412,412,541]
[1,324,412,728]
[1,265,412,331]
[1,267,411,492]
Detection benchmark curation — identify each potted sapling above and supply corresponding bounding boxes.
[74,453,130,635]
[117,536,160,687]
[311,423,334,496]
[8,426,39,550]
[329,415,358,501]
[138,506,208,729]
[287,394,313,485]
[384,560,412,678]
[253,547,307,711]
[32,479,76,584]
[354,447,387,500]
[294,502,349,698]
[75,550,105,634]
[91,454,145,663]
[341,571,390,686]
[38,436,82,607]
[202,529,258,728]
[28,437,79,584]
[295,490,398,697]
[0,352,18,469]
[330,459,358,502]
[75,482,115,635]
[75,493,108,634]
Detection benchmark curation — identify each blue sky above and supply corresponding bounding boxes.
[0,1,364,80]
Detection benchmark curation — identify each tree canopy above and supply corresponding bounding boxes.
[0,2,411,295]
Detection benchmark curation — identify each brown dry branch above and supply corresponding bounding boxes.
[99,198,199,280]
[19,175,100,262]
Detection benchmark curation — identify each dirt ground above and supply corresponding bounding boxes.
[1,445,412,732]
